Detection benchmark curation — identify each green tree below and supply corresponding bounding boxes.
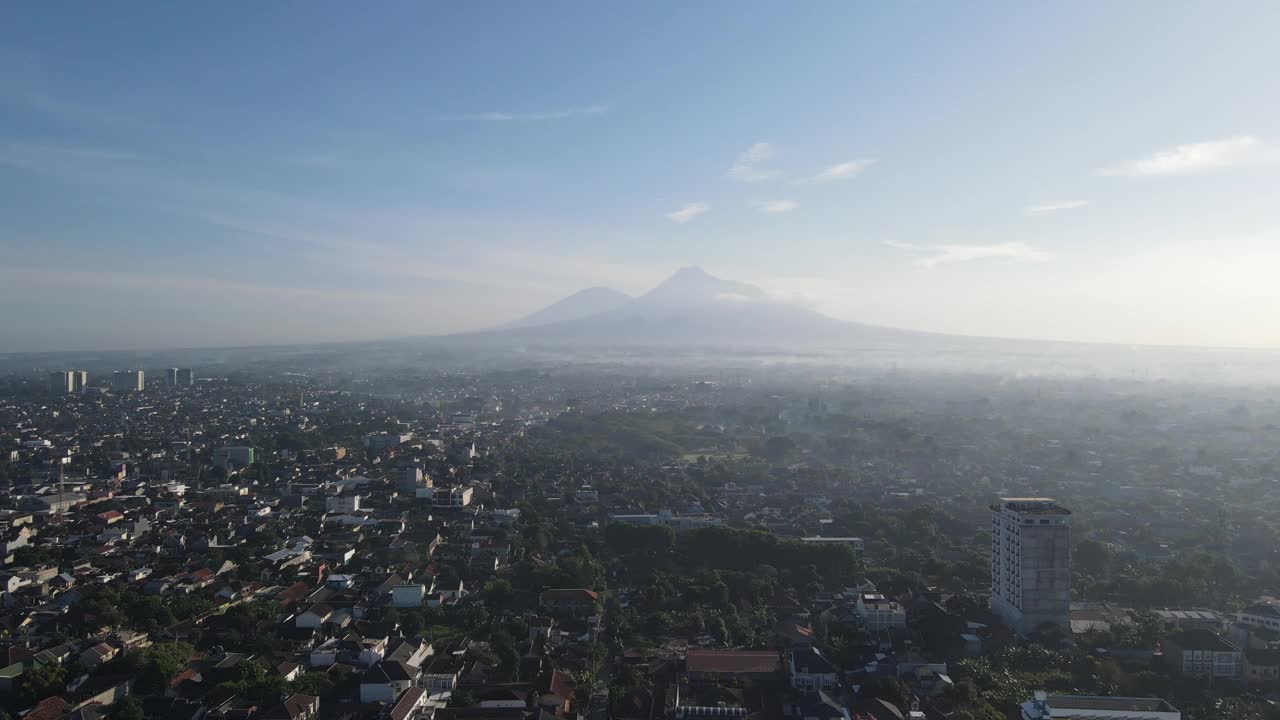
[113,696,144,720]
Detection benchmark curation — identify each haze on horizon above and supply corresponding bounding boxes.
[3,3,1280,353]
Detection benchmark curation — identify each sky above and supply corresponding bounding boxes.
[3,2,1280,351]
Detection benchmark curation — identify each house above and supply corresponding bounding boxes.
[385,640,433,668]
[686,649,782,680]
[539,589,598,618]
[856,593,906,632]
[788,647,838,692]
[296,603,334,628]
[1237,602,1280,632]
[789,691,851,720]
[1165,629,1242,678]
[389,687,429,720]
[79,643,119,669]
[1020,691,1180,719]
[391,585,427,608]
[1244,648,1280,684]
[262,694,320,720]
[360,660,418,703]
[276,661,303,682]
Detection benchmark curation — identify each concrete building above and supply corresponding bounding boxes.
[1165,629,1242,678]
[49,371,74,394]
[393,467,432,494]
[166,368,179,386]
[326,495,363,514]
[177,368,195,387]
[855,592,906,631]
[365,432,413,450]
[112,370,144,392]
[432,486,473,509]
[212,446,255,468]
[991,497,1072,635]
[72,371,88,392]
[1021,692,1180,720]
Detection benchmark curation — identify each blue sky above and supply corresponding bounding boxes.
[3,2,1279,350]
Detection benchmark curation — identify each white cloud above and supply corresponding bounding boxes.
[1025,200,1088,215]
[716,292,753,303]
[917,242,1051,268]
[757,199,798,213]
[666,202,708,224]
[808,159,875,182]
[727,142,776,182]
[471,104,608,121]
[1103,135,1274,177]
[881,239,922,251]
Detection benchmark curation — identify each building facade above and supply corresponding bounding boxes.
[991,497,1072,635]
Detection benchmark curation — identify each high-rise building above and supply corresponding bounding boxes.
[112,370,145,392]
[166,368,179,386]
[72,371,89,392]
[990,497,1072,635]
[177,368,195,387]
[49,371,74,394]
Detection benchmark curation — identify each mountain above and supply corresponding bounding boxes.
[459,266,923,349]
[501,286,632,329]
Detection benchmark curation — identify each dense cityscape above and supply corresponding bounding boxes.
[1,358,1279,720]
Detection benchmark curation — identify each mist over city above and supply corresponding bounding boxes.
[4,4,1280,720]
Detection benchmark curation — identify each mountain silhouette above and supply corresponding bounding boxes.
[456,266,925,349]
[500,286,632,329]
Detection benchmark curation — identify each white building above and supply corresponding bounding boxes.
[991,497,1072,635]
[801,536,865,553]
[1237,602,1280,632]
[1021,692,1180,720]
[326,495,362,514]
[432,486,473,509]
[72,371,89,392]
[112,370,144,392]
[49,371,74,394]
[855,592,906,631]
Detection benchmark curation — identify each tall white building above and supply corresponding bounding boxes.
[72,371,88,392]
[166,368,179,386]
[112,370,144,392]
[991,497,1072,635]
[49,371,74,394]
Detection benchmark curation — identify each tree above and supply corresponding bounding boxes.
[16,662,67,706]
[113,696,144,720]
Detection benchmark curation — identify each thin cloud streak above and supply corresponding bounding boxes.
[807,159,875,182]
[470,104,608,121]
[666,202,708,223]
[1025,200,1088,215]
[916,242,1051,268]
[1102,135,1274,176]
[757,199,798,213]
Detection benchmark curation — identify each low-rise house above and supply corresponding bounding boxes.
[1020,692,1180,719]
[1244,648,1280,684]
[1165,629,1242,678]
[391,584,426,608]
[788,647,838,692]
[360,660,418,703]
[79,642,118,669]
[538,589,598,619]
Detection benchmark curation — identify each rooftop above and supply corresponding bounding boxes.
[993,497,1072,515]
[1046,695,1178,713]
[686,649,781,675]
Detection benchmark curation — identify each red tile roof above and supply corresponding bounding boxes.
[685,649,781,675]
